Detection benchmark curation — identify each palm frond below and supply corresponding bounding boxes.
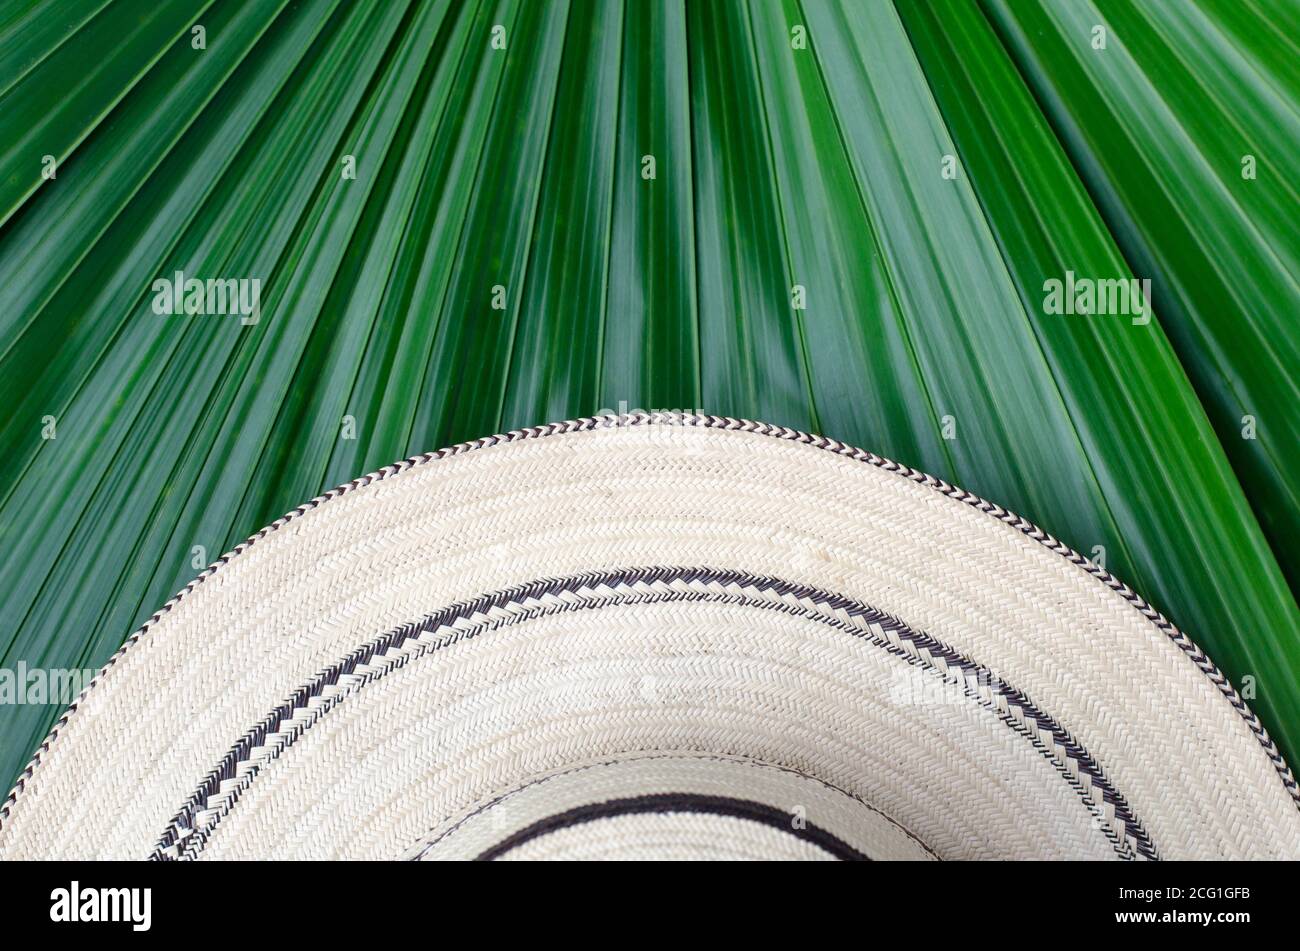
[1,0,1296,794]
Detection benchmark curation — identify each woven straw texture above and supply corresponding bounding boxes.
[1,413,1296,861]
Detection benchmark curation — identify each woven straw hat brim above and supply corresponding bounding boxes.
[1,413,1296,860]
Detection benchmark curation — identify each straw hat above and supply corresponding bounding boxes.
[2,414,1296,860]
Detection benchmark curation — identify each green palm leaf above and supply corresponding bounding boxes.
[1,0,1297,799]
[983,0,1300,587]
